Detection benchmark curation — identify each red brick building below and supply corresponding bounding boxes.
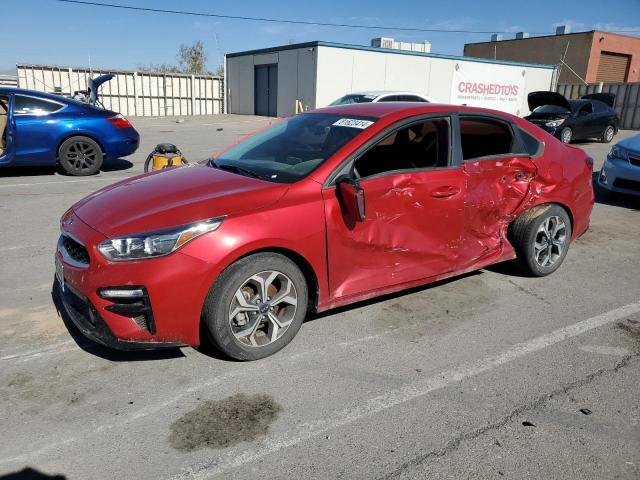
[464,30,640,84]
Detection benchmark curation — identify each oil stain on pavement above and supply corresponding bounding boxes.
[169,393,282,451]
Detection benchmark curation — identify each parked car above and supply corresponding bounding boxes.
[0,76,139,176]
[598,134,640,196]
[55,103,594,360]
[330,91,432,105]
[525,91,619,144]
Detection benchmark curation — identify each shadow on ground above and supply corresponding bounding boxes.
[0,158,133,178]
[51,278,185,362]
[0,468,65,479]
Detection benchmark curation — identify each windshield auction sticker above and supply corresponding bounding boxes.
[332,118,374,129]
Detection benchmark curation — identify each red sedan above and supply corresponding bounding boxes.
[55,103,594,360]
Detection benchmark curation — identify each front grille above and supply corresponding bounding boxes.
[62,235,90,265]
[629,154,640,168]
[613,178,640,192]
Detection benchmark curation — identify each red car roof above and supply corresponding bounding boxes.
[312,102,520,121]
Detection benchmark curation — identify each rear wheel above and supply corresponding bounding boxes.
[509,204,572,277]
[202,253,308,360]
[58,136,103,176]
[600,125,615,143]
[559,127,573,144]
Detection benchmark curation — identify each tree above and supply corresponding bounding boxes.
[138,41,218,75]
[177,41,208,75]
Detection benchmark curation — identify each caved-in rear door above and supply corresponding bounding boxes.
[456,116,536,269]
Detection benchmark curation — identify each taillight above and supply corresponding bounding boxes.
[107,114,132,129]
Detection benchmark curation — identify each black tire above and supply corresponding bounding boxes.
[559,127,573,144]
[58,136,103,176]
[508,204,572,277]
[202,253,308,361]
[600,125,615,143]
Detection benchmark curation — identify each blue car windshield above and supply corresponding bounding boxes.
[212,113,377,183]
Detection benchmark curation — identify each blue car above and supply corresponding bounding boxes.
[598,134,640,196]
[0,75,139,175]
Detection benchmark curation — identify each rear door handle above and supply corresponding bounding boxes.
[431,186,460,198]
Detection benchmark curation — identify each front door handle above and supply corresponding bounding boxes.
[431,186,460,198]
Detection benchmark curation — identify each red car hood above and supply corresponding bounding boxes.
[73,165,289,237]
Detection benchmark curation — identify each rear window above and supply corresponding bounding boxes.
[518,128,543,156]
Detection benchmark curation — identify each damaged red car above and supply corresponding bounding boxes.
[56,103,594,360]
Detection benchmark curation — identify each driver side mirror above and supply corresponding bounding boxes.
[337,177,366,223]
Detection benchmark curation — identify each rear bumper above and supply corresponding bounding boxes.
[103,128,140,159]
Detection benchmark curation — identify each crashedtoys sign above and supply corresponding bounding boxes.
[451,62,526,115]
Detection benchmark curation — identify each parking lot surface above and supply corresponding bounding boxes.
[0,115,639,480]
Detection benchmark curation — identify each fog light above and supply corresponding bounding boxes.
[98,287,144,299]
[97,286,156,334]
[599,169,607,184]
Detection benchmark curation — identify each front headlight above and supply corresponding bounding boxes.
[609,145,628,160]
[98,217,224,261]
[545,119,565,128]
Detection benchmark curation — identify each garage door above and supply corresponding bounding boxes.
[596,52,630,83]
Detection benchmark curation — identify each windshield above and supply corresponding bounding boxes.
[329,94,377,106]
[532,104,569,114]
[212,113,378,183]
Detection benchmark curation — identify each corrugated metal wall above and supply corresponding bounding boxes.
[17,64,224,117]
[557,82,640,130]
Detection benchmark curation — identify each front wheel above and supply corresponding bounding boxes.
[202,253,308,360]
[559,127,573,144]
[509,204,572,277]
[58,136,103,176]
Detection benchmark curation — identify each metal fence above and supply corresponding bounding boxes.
[557,82,640,130]
[0,75,17,87]
[16,64,224,117]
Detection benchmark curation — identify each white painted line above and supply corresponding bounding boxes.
[0,244,41,252]
[0,177,117,188]
[173,301,640,480]
[0,340,75,361]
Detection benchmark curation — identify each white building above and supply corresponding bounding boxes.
[225,40,557,117]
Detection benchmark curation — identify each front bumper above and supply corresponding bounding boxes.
[58,279,183,350]
[598,154,640,196]
[55,212,214,349]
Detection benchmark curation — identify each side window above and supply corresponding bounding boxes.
[354,118,450,178]
[592,100,608,113]
[459,117,515,161]
[378,95,400,102]
[14,95,63,116]
[517,128,543,156]
[578,103,593,116]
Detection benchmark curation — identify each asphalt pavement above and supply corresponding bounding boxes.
[0,116,638,480]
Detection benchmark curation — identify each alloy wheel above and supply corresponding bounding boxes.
[533,216,567,267]
[65,141,98,171]
[228,270,298,347]
[604,127,614,142]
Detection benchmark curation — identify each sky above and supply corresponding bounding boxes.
[1,0,639,73]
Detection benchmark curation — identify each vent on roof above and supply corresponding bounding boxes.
[491,34,503,42]
[371,37,431,53]
[556,25,571,35]
[516,32,530,39]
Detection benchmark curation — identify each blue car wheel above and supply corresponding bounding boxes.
[58,136,103,176]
